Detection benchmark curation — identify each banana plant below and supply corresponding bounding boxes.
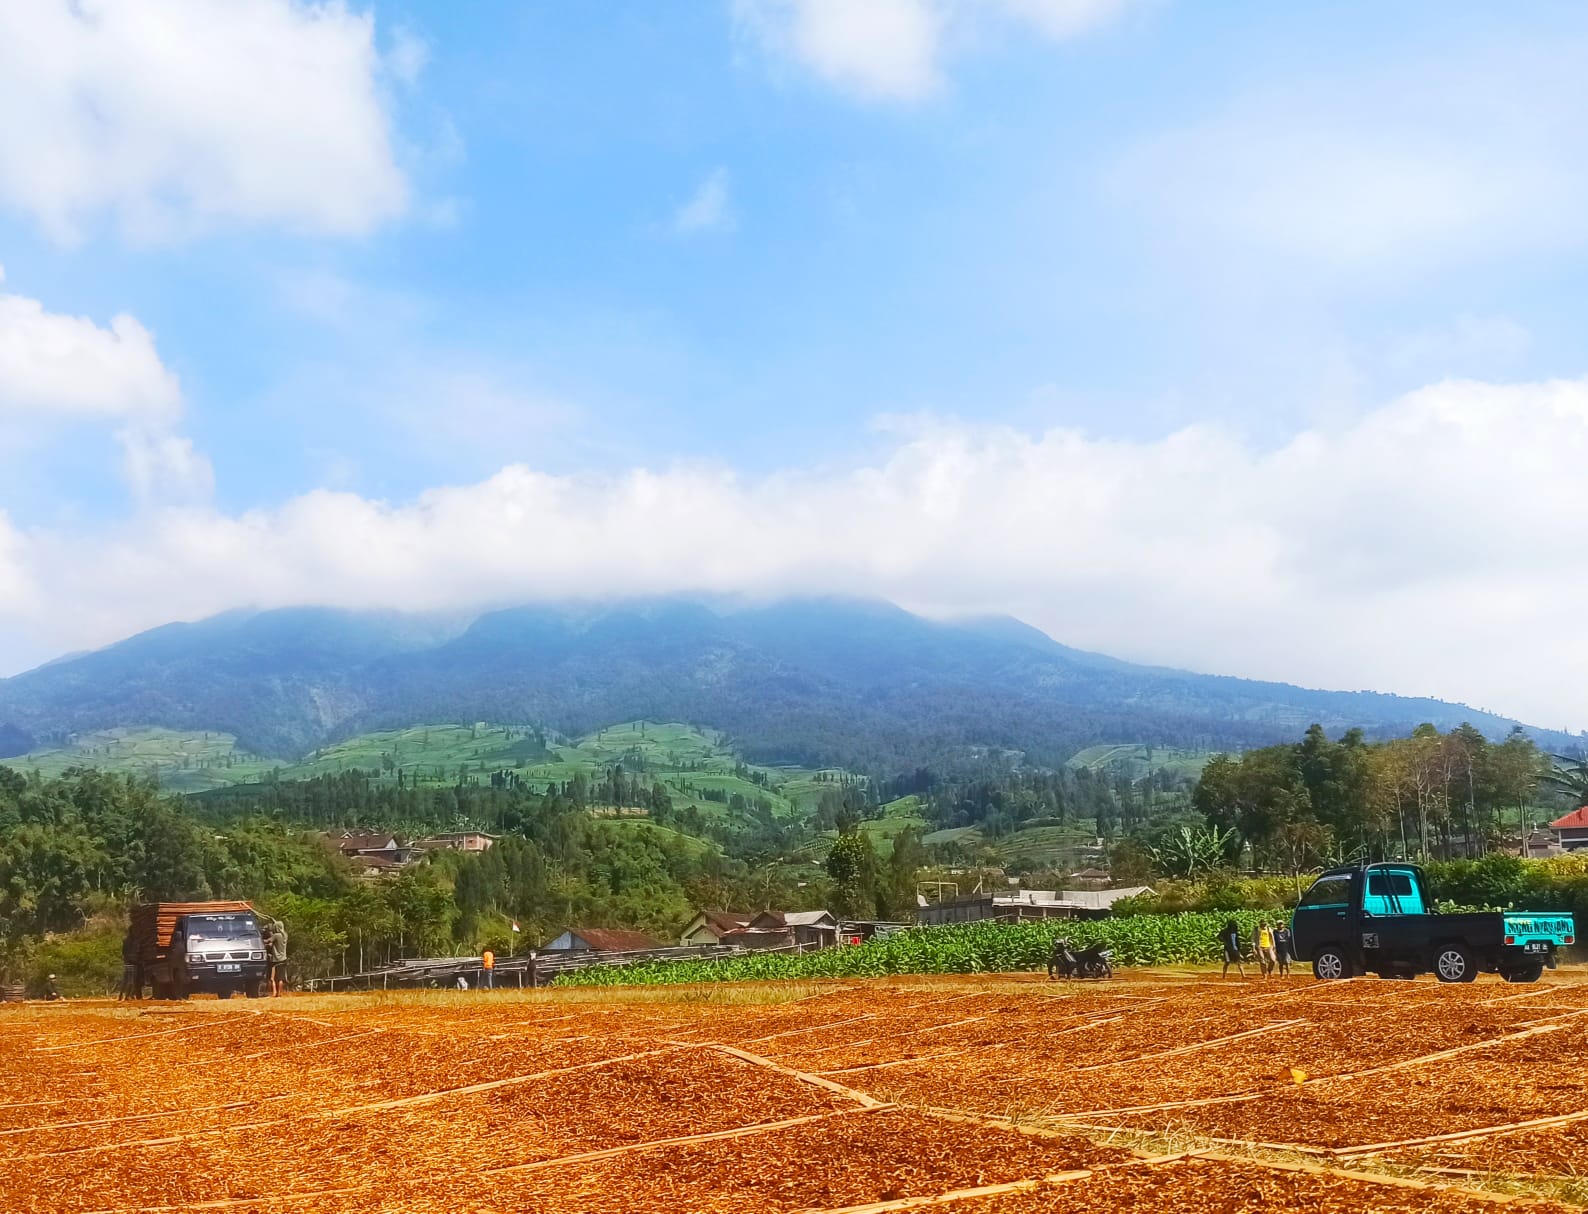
[1543,755,1588,807]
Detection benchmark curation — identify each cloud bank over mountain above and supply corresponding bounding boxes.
[1,374,1583,732]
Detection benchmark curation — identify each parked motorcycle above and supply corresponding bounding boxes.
[1048,938,1112,980]
[1075,943,1113,979]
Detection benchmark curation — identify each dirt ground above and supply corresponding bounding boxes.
[2,970,1586,1212]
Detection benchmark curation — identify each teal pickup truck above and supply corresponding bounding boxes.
[1292,862,1574,983]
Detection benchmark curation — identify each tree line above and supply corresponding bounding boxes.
[1192,723,1559,869]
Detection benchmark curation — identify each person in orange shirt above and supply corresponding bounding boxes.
[481,947,495,990]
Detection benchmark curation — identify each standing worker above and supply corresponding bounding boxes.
[1255,920,1277,978]
[1273,921,1293,977]
[267,918,288,997]
[118,931,141,1001]
[1218,919,1246,979]
[481,947,495,990]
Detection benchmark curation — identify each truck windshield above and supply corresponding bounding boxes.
[183,914,261,950]
[1298,875,1350,909]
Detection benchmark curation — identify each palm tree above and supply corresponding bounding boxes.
[1542,755,1588,807]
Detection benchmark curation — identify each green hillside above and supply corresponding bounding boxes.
[3,720,854,835]
[1067,743,1214,781]
[2,726,276,793]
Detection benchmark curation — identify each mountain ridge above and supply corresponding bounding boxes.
[0,597,1573,769]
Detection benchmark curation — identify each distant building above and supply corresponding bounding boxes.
[1057,886,1154,911]
[1550,807,1588,852]
[723,910,840,951]
[680,911,753,947]
[837,920,912,945]
[1067,868,1112,888]
[416,832,498,853]
[916,890,1088,927]
[542,927,667,953]
[348,853,409,879]
[324,831,423,867]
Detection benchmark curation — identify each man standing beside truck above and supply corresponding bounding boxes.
[118,932,141,1000]
[267,919,288,997]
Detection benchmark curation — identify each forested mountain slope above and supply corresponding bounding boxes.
[0,598,1570,769]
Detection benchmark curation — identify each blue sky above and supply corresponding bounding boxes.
[1,0,1587,731]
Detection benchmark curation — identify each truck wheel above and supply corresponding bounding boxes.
[1434,944,1476,983]
[1313,947,1350,980]
[216,989,233,1000]
[245,979,264,999]
[1502,962,1545,984]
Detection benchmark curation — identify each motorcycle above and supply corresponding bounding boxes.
[1048,938,1112,980]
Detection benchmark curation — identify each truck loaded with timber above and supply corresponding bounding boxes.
[131,902,270,999]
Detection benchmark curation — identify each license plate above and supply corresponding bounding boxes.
[217,963,241,972]
[1526,943,1548,953]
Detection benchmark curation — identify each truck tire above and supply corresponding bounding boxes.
[1502,961,1545,984]
[1313,946,1350,980]
[216,989,233,1000]
[1434,944,1477,983]
[245,979,264,998]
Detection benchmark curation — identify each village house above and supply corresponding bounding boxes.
[1057,885,1155,912]
[916,890,1087,927]
[416,831,498,852]
[722,910,840,951]
[1551,806,1588,852]
[542,927,668,954]
[679,910,752,947]
[324,831,424,866]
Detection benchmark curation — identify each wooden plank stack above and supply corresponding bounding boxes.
[129,900,255,965]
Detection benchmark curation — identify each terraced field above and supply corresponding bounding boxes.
[3,973,1586,1211]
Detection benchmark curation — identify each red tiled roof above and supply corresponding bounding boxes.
[569,928,665,952]
[1552,806,1588,830]
[695,911,752,934]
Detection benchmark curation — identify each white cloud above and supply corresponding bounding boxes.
[988,0,1142,39]
[2,376,1587,730]
[120,431,215,503]
[1384,315,1531,378]
[0,0,410,242]
[387,27,430,88]
[1109,49,1588,275]
[0,281,208,500]
[0,291,181,426]
[734,0,1143,102]
[672,169,736,235]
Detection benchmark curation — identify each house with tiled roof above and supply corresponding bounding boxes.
[723,909,839,951]
[680,910,753,946]
[542,927,667,953]
[1551,806,1588,851]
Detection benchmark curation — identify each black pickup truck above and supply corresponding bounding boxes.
[1292,862,1574,983]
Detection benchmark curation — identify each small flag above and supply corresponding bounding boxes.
[511,921,521,933]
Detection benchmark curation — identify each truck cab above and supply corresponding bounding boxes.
[1292,863,1573,984]
[134,903,270,1000]
[169,911,269,999]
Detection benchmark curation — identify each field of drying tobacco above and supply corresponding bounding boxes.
[3,972,1586,1213]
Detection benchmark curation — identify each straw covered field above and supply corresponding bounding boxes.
[3,972,1588,1213]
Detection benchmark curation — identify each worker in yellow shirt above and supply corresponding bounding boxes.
[481,948,495,990]
[1255,922,1277,978]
